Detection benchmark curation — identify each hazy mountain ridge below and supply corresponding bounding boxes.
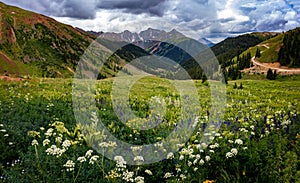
[98,28,185,44]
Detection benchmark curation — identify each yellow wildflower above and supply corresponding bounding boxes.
[203,180,214,183]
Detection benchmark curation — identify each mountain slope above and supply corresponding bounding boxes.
[228,27,300,76]
[235,27,300,66]
[0,2,95,77]
[211,32,279,66]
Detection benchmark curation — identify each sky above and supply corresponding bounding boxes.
[2,0,300,43]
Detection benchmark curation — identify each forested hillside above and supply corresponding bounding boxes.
[278,27,300,67]
[211,32,278,66]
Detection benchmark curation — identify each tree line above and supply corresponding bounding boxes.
[278,28,300,67]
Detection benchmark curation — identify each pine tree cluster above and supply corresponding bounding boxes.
[226,52,251,80]
[278,28,300,67]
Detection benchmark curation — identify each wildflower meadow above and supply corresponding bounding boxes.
[0,76,299,182]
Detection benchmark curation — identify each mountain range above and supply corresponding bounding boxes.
[0,2,299,79]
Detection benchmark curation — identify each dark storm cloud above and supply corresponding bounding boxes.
[96,0,167,17]
[2,0,167,19]
[2,0,97,19]
[256,19,288,31]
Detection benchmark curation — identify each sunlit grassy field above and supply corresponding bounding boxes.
[0,76,299,182]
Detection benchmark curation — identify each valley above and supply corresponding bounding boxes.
[0,1,299,183]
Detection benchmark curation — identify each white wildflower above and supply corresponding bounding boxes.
[135,176,144,183]
[235,139,243,145]
[179,155,184,160]
[145,169,152,175]
[62,140,72,149]
[167,152,174,159]
[45,145,65,157]
[99,141,117,148]
[31,139,38,146]
[85,150,93,158]
[164,172,173,178]
[114,156,126,168]
[231,148,238,155]
[226,152,234,158]
[134,156,144,162]
[77,156,87,163]
[205,156,210,162]
[199,159,205,165]
[45,128,53,137]
[55,136,62,144]
[43,139,50,146]
[176,166,181,172]
[63,160,75,172]
[180,174,187,180]
[89,155,99,164]
[122,171,134,182]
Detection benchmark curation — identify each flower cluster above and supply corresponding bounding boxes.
[63,160,75,172]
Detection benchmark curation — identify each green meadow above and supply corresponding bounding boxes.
[0,76,299,182]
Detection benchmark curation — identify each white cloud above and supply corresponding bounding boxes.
[2,0,300,43]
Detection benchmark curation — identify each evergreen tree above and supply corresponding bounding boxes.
[238,71,242,79]
[231,67,238,80]
[246,52,251,68]
[222,68,228,84]
[239,83,243,89]
[233,82,237,89]
[266,68,274,80]
[255,48,261,58]
[201,73,207,83]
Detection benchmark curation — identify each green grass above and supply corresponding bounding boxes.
[0,77,299,182]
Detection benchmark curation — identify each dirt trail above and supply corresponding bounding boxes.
[244,57,300,75]
[0,76,24,81]
[258,43,270,49]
